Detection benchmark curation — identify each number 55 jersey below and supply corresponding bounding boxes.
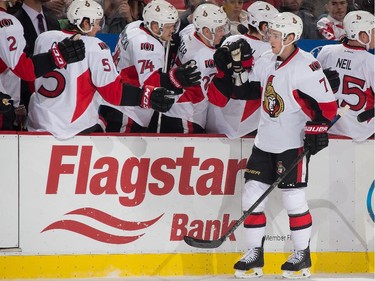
[317,43,374,142]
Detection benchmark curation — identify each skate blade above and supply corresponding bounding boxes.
[282,268,311,279]
[234,268,263,279]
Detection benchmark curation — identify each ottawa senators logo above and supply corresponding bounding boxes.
[205,59,215,68]
[141,42,154,51]
[263,75,284,118]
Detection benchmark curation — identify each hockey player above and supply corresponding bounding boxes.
[99,0,201,133]
[158,3,228,133]
[317,10,374,142]
[208,12,338,279]
[205,1,278,138]
[0,0,85,130]
[27,0,176,139]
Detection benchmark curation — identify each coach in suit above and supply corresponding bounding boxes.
[13,0,61,126]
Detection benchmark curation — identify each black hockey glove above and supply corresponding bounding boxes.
[50,35,85,69]
[169,60,201,88]
[139,85,176,112]
[323,68,340,93]
[304,121,329,155]
[213,46,233,77]
[0,92,15,130]
[227,39,254,73]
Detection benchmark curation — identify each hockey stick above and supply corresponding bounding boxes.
[357,108,374,123]
[184,106,349,249]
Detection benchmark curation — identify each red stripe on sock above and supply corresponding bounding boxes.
[244,212,266,228]
[289,212,312,230]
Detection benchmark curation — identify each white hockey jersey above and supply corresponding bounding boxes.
[28,30,124,139]
[317,43,374,142]
[105,21,167,127]
[206,34,270,139]
[317,15,346,41]
[0,9,32,101]
[251,48,337,153]
[162,28,217,128]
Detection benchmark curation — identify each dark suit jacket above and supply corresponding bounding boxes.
[13,7,61,110]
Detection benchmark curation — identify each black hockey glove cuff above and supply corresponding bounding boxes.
[139,85,176,112]
[214,46,233,78]
[304,121,329,155]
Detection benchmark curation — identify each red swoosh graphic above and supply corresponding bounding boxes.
[41,220,144,244]
[65,207,164,230]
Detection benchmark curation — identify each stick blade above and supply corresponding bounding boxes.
[183,235,224,249]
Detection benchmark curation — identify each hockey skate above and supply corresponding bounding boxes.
[234,238,265,279]
[281,246,311,279]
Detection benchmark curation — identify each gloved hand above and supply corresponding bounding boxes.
[139,85,176,112]
[304,121,329,155]
[227,39,254,73]
[169,59,201,88]
[323,68,340,93]
[213,46,233,77]
[50,35,85,68]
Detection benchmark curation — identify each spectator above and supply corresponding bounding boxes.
[27,0,176,139]
[317,0,348,40]
[98,0,201,133]
[43,0,70,19]
[317,10,374,142]
[279,0,321,38]
[353,0,374,14]
[222,0,248,35]
[102,0,145,34]
[159,4,227,133]
[13,0,61,129]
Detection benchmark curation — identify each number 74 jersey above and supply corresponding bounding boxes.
[317,43,374,142]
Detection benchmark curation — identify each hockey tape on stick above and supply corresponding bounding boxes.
[184,105,349,249]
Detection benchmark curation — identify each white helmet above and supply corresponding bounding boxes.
[67,0,103,34]
[143,0,179,34]
[344,10,375,41]
[247,1,278,34]
[269,12,303,43]
[193,4,228,34]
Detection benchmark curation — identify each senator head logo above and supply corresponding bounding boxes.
[263,75,284,118]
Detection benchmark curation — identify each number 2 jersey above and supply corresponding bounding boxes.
[28,30,125,139]
[0,9,34,101]
[317,43,374,142]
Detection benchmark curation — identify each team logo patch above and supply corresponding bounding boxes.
[205,59,215,68]
[0,18,14,28]
[141,42,154,51]
[263,75,284,118]
[98,42,109,50]
[309,61,321,71]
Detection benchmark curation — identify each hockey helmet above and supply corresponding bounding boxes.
[67,0,103,33]
[247,1,278,33]
[143,0,179,32]
[193,3,228,34]
[268,12,303,43]
[344,10,375,41]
